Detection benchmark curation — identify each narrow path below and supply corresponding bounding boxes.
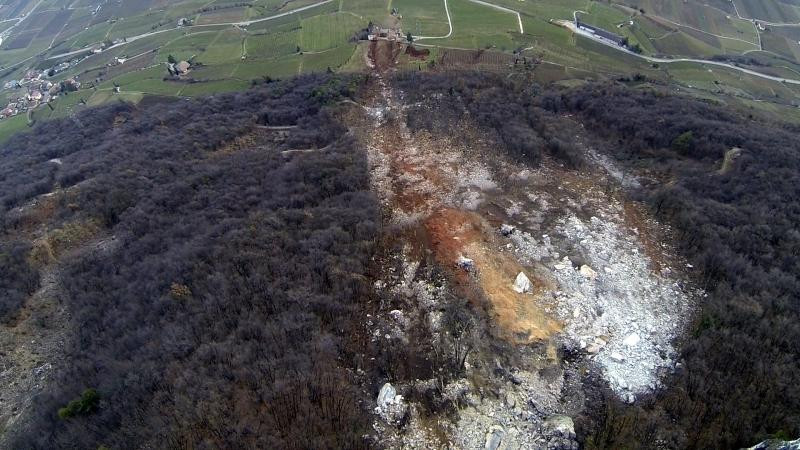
[413,0,452,40]
[650,14,759,47]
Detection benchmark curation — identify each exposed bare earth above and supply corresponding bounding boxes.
[360,41,696,448]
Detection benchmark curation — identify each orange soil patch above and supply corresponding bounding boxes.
[425,208,561,343]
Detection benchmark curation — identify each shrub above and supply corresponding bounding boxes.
[58,389,100,419]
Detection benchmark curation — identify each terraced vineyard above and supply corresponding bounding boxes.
[2,0,800,150]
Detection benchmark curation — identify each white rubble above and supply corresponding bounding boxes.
[457,255,475,270]
[623,332,641,347]
[579,265,597,279]
[549,215,694,399]
[375,383,407,425]
[507,213,695,400]
[512,272,532,294]
[543,415,575,437]
[500,224,516,236]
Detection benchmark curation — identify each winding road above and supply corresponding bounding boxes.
[414,0,523,40]
[566,19,800,85]
[413,0,452,40]
[46,0,335,61]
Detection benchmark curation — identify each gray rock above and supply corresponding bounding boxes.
[747,437,800,450]
[485,425,504,450]
[544,415,575,437]
[457,255,475,271]
[500,224,516,236]
[377,383,396,407]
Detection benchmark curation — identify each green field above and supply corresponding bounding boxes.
[433,0,519,50]
[394,0,450,37]
[733,0,800,23]
[299,13,366,51]
[0,0,799,144]
[0,113,30,144]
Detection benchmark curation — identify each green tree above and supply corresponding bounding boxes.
[58,388,101,419]
[406,32,413,43]
[167,54,177,64]
[672,131,694,154]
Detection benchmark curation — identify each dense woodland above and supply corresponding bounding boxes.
[0,74,378,448]
[397,71,800,449]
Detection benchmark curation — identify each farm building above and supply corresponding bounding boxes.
[367,25,402,41]
[576,20,628,46]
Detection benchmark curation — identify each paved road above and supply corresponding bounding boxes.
[566,20,800,85]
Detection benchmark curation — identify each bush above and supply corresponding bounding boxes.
[57,389,100,419]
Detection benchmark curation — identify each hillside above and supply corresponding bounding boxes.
[1,40,799,448]
[0,74,379,448]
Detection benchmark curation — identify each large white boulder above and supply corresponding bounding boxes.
[513,272,533,293]
[579,264,598,280]
[376,382,396,407]
[623,332,641,347]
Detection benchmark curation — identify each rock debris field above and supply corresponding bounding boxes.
[508,212,697,401]
[357,40,698,448]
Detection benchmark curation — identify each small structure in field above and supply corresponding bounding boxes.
[576,20,628,46]
[167,60,191,76]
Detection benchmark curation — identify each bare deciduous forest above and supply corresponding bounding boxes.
[1,74,378,449]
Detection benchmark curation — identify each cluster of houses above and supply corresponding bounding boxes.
[0,70,80,120]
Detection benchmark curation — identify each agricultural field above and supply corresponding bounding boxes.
[299,12,365,51]
[762,25,800,61]
[339,0,391,24]
[428,0,519,51]
[0,0,799,141]
[393,0,450,37]
[733,0,800,23]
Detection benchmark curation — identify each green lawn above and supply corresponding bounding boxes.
[247,29,300,59]
[339,0,391,25]
[733,0,800,23]
[231,56,302,80]
[436,0,519,50]
[0,114,30,144]
[299,12,366,51]
[394,0,450,36]
[301,44,356,72]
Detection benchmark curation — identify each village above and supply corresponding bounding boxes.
[0,36,137,122]
[0,69,81,120]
